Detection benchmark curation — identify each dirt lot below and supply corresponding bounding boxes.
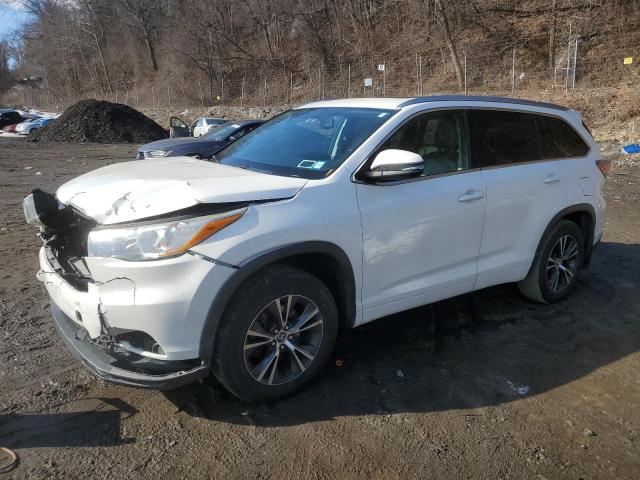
[1,137,639,479]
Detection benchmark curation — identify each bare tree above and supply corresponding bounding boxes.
[4,0,629,108]
[176,0,225,104]
[116,0,164,71]
[75,0,113,94]
[434,0,464,89]
[549,0,557,68]
[240,0,286,66]
[0,42,12,95]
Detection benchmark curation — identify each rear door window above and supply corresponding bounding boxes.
[470,110,541,167]
[537,116,589,158]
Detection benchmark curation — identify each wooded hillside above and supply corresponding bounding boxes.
[2,0,639,108]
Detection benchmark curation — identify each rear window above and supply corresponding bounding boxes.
[470,110,589,167]
[538,116,589,158]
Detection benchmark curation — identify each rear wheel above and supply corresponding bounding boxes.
[519,220,584,303]
[212,265,338,402]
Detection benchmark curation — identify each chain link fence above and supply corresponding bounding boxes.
[12,31,639,116]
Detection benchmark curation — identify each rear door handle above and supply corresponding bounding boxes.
[543,173,560,184]
[458,190,484,203]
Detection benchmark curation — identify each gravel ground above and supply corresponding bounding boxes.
[1,137,639,479]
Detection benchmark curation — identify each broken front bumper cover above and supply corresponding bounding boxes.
[51,303,209,389]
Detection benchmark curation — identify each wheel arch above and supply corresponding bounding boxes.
[199,241,357,361]
[534,203,596,271]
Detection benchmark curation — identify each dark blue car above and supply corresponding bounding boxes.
[136,120,264,159]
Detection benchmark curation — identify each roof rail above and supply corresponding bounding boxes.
[398,95,569,111]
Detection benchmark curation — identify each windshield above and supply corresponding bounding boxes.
[216,107,396,179]
[201,123,242,141]
[205,118,226,125]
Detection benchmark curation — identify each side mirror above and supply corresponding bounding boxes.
[362,149,424,182]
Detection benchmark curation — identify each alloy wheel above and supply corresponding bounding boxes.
[546,234,579,293]
[243,295,324,385]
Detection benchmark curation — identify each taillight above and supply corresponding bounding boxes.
[596,159,611,177]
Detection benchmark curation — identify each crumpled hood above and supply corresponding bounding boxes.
[56,157,307,225]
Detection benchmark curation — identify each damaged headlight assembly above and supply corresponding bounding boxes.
[87,208,246,261]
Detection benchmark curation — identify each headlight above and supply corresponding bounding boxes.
[148,150,172,158]
[87,208,246,261]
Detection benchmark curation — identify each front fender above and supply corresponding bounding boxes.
[197,241,357,361]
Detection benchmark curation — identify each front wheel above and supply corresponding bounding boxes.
[212,265,338,402]
[519,220,585,303]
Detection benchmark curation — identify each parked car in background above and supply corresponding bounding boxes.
[0,110,24,129]
[13,116,40,133]
[169,116,228,138]
[137,120,264,159]
[2,123,20,133]
[16,117,54,135]
[24,95,606,402]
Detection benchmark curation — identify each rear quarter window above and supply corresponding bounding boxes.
[537,116,589,158]
[471,109,590,167]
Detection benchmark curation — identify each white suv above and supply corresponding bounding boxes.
[25,96,607,402]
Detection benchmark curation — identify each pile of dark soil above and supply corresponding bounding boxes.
[32,99,167,143]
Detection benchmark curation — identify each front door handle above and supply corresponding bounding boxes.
[458,190,484,203]
[543,173,560,184]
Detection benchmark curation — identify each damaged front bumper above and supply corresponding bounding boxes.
[51,303,208,389]
[27,189,240,389]
[37,246,236,389]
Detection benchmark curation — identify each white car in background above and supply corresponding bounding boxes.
[15,117,55,134]
[169,116,228,138]
[25,95,607,403]
[193,117,228,137]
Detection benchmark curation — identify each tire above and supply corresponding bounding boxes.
[212,264,339,403]
[518,220,585,304]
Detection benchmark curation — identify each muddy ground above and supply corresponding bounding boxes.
[0,137,639,479]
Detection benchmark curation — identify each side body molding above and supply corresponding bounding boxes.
[198,241,357,361]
